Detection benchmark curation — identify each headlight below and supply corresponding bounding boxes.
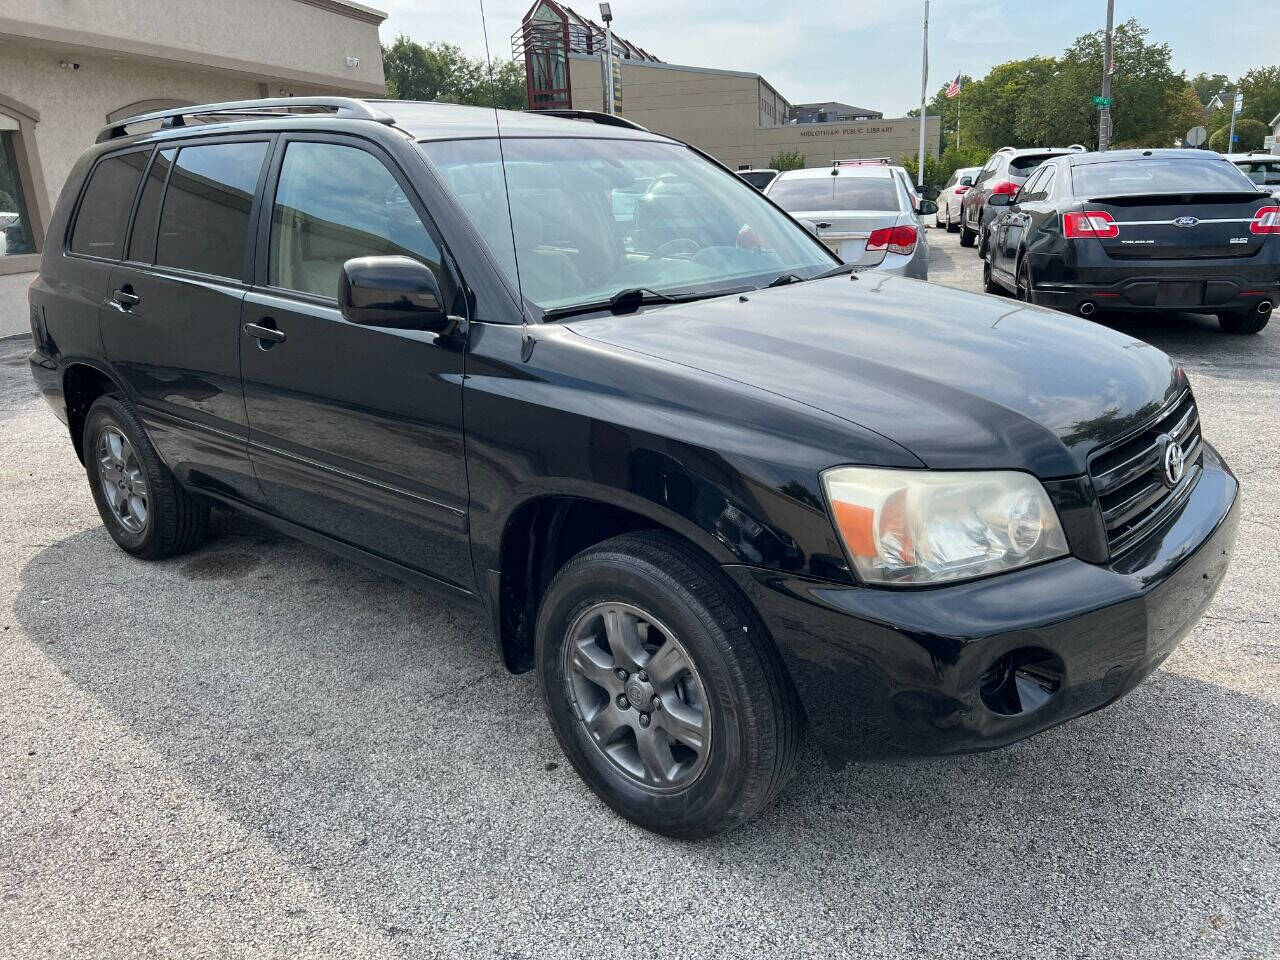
[820,467,1069,586]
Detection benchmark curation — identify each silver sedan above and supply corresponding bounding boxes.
[765,163,934,279]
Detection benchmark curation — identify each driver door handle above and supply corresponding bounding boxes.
[244,320,286,344]
[112,287,140,308]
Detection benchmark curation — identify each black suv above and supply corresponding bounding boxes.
[27,98,1238,839]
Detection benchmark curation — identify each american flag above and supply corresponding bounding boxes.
[946,73,962,99]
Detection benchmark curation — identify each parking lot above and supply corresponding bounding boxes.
[2,234,1278,958]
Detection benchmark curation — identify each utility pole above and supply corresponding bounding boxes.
[599,3,615,116]
[1098,0,1114,151]
[1228,89,1240,151]
[917,0,929,187]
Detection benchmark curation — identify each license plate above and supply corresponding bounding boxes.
[1156,281,1204,306]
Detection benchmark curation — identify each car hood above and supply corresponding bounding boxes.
[566,274,1183,478]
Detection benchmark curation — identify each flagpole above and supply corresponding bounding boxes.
[956,84,961,150]
[916,0,929,188]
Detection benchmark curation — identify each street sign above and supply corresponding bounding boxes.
[1092,95,1112,108]
[1234,92,1244,115]
[1185,125,1208,147]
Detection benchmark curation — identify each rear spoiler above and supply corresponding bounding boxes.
[1085,191,1271,206]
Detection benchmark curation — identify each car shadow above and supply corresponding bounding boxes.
[14,511,1279,949]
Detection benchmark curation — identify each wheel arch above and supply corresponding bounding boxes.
[62,360,126,463]
[490,493,739,675]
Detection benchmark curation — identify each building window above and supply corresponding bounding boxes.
[0,97,50,274]
[0,126,35,257]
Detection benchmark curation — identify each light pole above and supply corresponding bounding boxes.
[599,3,615,116]
[916,0,928,188]
[1228,89,1239,151]
[1098,0,1114,151]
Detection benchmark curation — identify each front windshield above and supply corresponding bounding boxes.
[421,137,835,311]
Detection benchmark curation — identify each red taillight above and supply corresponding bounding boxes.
[1249,205,1280,234]
[954,185,970,194]
[990,180,1019,196]
[867,225,918,255]
[1063,210,1119,239]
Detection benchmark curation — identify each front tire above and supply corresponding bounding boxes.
[983,257,1003,295]
[946,207,959,233]
[83,394,210,559]
[536,531,803,839]
[1217,309,1270,334]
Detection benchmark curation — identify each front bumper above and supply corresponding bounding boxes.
[724,443,1239,767]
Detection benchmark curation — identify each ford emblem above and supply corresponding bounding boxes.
[1173,216,1199,227]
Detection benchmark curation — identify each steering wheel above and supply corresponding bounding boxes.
[650,238,701,260]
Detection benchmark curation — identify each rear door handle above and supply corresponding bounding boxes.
[112,288,140,308]
[244,321,286,344]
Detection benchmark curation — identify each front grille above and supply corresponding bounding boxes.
[1088,390,1203,556]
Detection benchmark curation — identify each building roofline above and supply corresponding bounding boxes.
[566,51,763,81]
[294,0,387,24]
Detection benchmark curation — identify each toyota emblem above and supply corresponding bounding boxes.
[1162,438,1186,487]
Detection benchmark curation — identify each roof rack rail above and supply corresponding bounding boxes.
[96,97,394,143]
[996,146,1017,155]
[1067,143,1088,152]
[531,109,649,132]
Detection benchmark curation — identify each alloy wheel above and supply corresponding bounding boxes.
[564,601,710,791]
[97,426,149,533]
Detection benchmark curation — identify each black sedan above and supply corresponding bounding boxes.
[982,149,1279,334]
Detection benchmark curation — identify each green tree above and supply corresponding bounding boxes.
[382,36,527,110]
[769,148,806,171]
[1026,19,1196,149]
[898,145,989,193]
[1209,117,1267,152]
[961,56,1059,152]
[1236,66,1280,127]
[1190,72,1230,106]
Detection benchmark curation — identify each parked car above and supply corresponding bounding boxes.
[1223,151,1280,199]
[981,148,1278,334]
[736,168,779,190]
[961,145,1087,251]
[936,165,982,231]
[29,99,1238,839]
[765,163,936,278]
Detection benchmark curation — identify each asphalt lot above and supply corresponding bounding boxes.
[2,230,1278,959]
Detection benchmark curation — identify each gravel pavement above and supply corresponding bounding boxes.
[2,232,1278,958]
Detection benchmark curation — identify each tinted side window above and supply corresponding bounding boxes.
[70,151,148,259]
[977,158,998,184]
[127,148,174,263]
[269,141,456,304]
[155,141,267,279]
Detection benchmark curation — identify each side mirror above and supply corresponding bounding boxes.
[988,193,1013,207]
[339,255,450,332]
[959,176,974,187]
[917,199,939,215]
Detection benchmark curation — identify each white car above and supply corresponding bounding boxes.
[1224,151,1280,199]
[935,166,982,232]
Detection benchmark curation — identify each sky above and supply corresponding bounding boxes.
[374,0,1275,117]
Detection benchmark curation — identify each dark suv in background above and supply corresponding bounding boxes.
[27,98,1238,839]
[961,145,1086,251]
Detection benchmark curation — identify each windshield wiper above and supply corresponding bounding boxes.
[765,263,857,288]
[541,285,750,322]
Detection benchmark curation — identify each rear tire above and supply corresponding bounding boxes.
[1015,256,1037,305]
[977,216,990,258]
[946,207,959,233]
[535,530,803,839]
[83,394,210,559]
[1217,309,1270,334]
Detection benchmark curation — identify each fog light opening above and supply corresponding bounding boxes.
[979,647,1064,717]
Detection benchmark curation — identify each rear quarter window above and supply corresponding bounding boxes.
[1009,154,1057,175]
[69,151,149,259]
